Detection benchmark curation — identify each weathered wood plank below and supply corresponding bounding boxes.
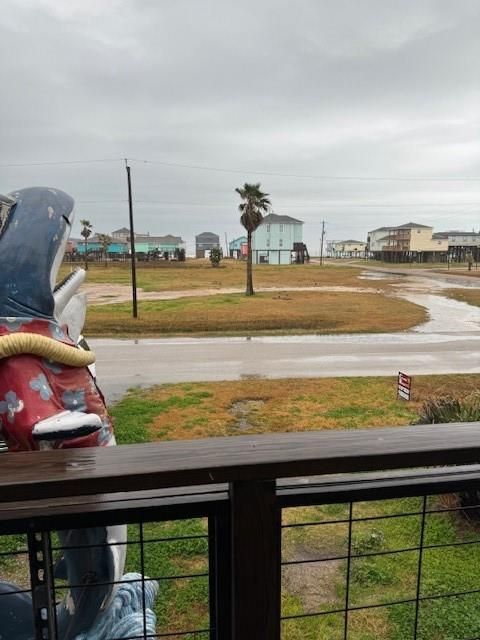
[1,423,480,503]
[230,481,280,640]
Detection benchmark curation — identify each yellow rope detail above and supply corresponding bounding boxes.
[0,333,95,367]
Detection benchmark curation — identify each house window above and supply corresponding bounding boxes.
[266,224,270,232]
[280,224,284,232]
[266,238,270,247]
[279,239,283,247]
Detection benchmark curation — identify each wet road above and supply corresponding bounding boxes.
[91,332,480,402]
[90,269,480,401]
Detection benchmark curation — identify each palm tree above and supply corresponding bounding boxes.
[80,219,93,270]
[97,233,112,267]
[236,183,271,295]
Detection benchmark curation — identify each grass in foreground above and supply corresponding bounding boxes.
[106,374,480,638]
[85,290,426,336]
[3,375,479,638]
[110,374,480,443]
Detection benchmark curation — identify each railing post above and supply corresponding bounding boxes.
[28,531,57,639]
[209,509,232,639]
[230,480,280,640]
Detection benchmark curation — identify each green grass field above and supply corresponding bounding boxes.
[3,376,479,638]
[102,374,480,638]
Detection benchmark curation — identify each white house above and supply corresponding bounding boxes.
[251,213,304,264]
[330,240,367,258]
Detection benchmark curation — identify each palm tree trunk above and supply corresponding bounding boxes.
[84,239,88,270]
[246,230,254,296]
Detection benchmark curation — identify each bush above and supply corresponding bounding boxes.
[417,395,480,424]
[174,247,186,262]
[352,528,385,555]
[417,393,480,520]
[210,247,222,267]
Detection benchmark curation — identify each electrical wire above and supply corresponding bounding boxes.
[76,198,480,208]
[1,156,479,182]
[131,157,480,182]
[0,159,121,167]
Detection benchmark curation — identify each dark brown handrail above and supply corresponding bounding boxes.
[1,422,480,503]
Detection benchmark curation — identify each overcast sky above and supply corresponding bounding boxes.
[1,0,480,253]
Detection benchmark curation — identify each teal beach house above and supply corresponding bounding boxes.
[251,213,304,264]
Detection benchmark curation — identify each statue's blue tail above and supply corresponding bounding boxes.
[0,574,158,640]
[75,573,158,640]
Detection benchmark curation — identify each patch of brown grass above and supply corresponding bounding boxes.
[85,290,426,336]
[61,259,392,293]
[439,268,480,277]
[137,374,480,443]
[444,288,480,306]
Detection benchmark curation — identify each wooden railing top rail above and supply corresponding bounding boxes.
[1,423,480,503]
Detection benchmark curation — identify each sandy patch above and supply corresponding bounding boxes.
[83,283,379,305]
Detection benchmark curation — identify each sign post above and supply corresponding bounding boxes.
[397,372,412,401]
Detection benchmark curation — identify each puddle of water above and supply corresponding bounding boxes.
[229,399,265,430]
[397,292,480,333]
[359,271,404,281]
[240,373,265,379]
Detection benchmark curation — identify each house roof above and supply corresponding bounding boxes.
[369,222,432,234]
[396,222,432,229]
[338,239,366,244]
[111,227,130,234]
[260,213,303,225]
[135,234,183,244]
[368,226,393,233]
[436,230,479,237]
[196,231,220,240]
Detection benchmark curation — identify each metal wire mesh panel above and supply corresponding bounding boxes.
[0,518,212,640]
[281,494,480,640]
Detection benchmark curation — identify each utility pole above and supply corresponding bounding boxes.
[125,158,138,318]
[319,220,325,266]
[225,232,228,257]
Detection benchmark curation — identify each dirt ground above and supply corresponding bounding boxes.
[83,282,379,305]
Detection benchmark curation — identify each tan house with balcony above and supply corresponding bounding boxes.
[367,222,448,262]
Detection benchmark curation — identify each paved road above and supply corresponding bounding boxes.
[90,268,480,401]
[92,333,480,402]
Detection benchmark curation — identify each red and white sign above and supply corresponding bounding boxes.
[397,372,412,401]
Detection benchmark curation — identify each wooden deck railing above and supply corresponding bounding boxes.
[1,423,480,639]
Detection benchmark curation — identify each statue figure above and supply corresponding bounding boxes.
[0,187,157,639]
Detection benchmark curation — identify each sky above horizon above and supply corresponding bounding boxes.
[1,0,480,253]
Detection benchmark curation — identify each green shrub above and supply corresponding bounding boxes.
[209,247,222,267]
[417,394,480,424]
[416,393,480,520]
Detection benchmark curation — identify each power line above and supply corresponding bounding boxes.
[76,198,480,209]
[0,158,121,168]
[131,158,480,182]
[3,155,479,182]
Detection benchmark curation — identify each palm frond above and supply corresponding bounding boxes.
[236,182,270,231]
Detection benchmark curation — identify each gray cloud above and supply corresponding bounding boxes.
[1,0,479,251]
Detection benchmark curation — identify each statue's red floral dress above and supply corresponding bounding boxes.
[0,318,113,451]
